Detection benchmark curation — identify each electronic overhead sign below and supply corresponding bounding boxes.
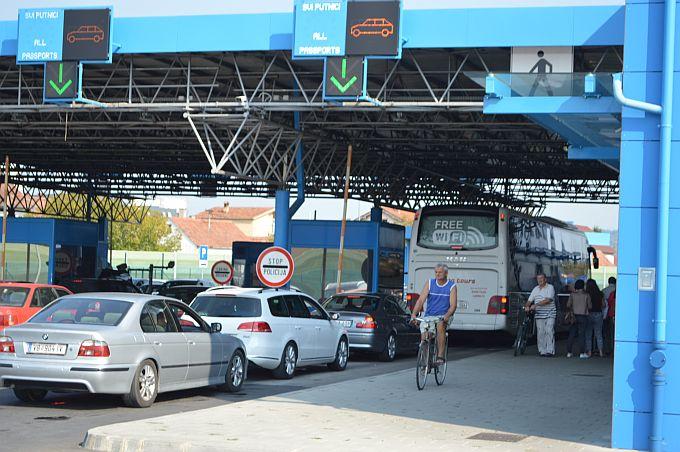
[17,7,112,64]
[293,0,401,58]
[43,61,80,102]
[294,1,348,57]
[324,56,365,98]
[346,1,400,56]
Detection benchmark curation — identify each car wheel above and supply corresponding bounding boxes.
[379,333,397,362]
[328,338,349,371]
[273,342,297,380]
[123,359,158,408]
[381,29,389,37]
[351,29,361,38]
[68,36,75,43]
[219,350,245,392]
[13,388,47,403]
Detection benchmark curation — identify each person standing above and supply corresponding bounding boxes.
[585,279,605,358]
[566,279,591,358]
[525,273,556,357]
[602,277,616,305]
[602,277,616,319]
[604,288,616,355]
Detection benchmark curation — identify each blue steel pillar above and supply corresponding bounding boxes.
[612,0,680,450]
[370,206,382,223]
[370,206,382,292]
[274,190,290,249]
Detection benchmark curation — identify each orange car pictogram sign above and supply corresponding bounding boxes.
[66,25,105,44]
[350,18,394,38]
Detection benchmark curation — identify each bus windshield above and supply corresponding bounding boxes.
[417,211,498,250]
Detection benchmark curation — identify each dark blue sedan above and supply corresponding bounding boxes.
[322,293,420,361]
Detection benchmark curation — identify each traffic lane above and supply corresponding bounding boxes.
[0,343,501,452]
[0,353,416,452]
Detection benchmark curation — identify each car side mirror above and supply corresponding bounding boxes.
[330,313,340,321]
[592,257,600,270]
[211,322,222,333]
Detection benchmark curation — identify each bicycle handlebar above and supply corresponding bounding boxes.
[413,315,445,323]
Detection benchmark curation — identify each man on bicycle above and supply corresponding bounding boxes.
[410,263,458,364]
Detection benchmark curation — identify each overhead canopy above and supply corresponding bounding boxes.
[0,47,620,213]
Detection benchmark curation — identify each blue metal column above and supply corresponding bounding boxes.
[370,206,382,223]
[274,190,290,249]
[370,207,382,292]
[612,0,680,449]
[289,111,305,219]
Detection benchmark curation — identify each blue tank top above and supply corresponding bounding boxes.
[425,278,456,316]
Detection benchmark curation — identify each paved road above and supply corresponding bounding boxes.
[1,337,504,452]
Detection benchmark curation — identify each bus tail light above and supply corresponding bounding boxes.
[487,296,508,315]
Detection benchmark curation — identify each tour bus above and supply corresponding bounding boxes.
[406,206,596,334]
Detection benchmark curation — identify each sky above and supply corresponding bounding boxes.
[159,195,620,231]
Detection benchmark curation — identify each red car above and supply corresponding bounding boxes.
[0,282,72,333]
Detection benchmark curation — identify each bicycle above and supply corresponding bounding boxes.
[414,316,449,390]
[513,308,535,356]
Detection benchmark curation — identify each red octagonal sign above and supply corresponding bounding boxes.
[256,246,295,288]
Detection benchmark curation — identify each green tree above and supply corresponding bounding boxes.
[111,211,181,251]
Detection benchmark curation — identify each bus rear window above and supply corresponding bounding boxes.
[417,213,498,250]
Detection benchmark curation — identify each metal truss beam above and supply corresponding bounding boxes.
[0,47,623,210]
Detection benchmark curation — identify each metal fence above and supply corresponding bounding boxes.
[110,250,232,281]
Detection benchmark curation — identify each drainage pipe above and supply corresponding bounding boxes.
[649,0,675,449]
[612,73,662,114]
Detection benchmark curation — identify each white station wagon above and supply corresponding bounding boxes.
[191,287,348,379]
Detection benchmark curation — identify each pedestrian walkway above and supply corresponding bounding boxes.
[84,343,623,452]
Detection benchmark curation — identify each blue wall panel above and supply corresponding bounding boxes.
[615,273,655,343]
[667,276,680,344]
[613,344,680,450]
[617,207,659,274]
[289,220,377,249]
[673,144,680,209]
[668,210,680,277]
[0,217,54,245]
[54,219,100,246]
[623,2,663,73]
[619,141,659,208]
[613,341,653,414]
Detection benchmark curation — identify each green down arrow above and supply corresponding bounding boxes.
[49,63,73,95]
[330,58,358,94]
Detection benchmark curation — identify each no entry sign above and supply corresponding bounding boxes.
[256,247,295,288]
[211,260,234,285]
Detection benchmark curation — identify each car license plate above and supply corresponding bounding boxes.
[29,343,67,355]
[340,320,352,328]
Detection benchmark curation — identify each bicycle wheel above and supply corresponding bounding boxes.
[435,333,448,385]
[519,322,529,355]
[416,341,429,390]
[513,323,526,357]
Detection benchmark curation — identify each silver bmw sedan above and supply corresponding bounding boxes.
[0,293,247,407]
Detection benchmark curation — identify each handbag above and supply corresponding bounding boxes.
[564,310,575,325]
